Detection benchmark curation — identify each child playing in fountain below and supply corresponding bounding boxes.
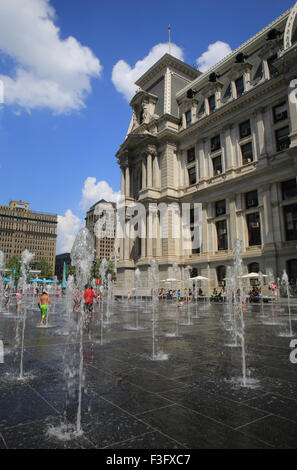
[38,290,51,326]
[83,284,96,321]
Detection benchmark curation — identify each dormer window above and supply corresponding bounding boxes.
[185,110,192,128]
[267,55,278,78]
[235,76,245,97]
[208,95,216,113]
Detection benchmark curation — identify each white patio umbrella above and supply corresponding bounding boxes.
[190,276,209,281]
[241,273,268,279]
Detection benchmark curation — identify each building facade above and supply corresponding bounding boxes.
[116,4,297,290]
[0,200,58,273]
[85,200,118,262]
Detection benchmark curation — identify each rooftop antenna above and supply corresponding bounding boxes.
[168,25,171,55]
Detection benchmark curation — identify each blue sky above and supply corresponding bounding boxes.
[0,0,293,253]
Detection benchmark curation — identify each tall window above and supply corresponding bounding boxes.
[282,179,297,200]
[188,167,196,185]
[284,204,297,241]
[216,220,228,250]
[273,102,288,123]
[208,95,216,113]
[267,54,278,78]
[187,148,195,163]
[215,200,226,217]
[287,260,297,283]
[212,156,222,176]
[235,76,245,97]
[248,262,260,274]
[239,120,251,139]
[211,135,221,152]
[241,142,254,164]
[185,110,192,128]
[217,266,226,286]
[276,127,290,152]
[245,190,258,209]
[247,213,261,246]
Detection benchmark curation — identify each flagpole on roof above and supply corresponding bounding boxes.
[168,25,171,55]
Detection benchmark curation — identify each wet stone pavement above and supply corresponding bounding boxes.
[0,298,297,449]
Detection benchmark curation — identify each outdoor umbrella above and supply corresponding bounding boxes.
[30,279,43,283]
[241,273,268,279]
[190,276,209,281]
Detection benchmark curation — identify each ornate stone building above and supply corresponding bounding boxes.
[0,200,57,273]
[116,4,297,290]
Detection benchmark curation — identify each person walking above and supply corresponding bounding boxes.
[38,290,51,326]
[83,284,96,321]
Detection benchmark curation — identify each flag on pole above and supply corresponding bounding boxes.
[62,262,66,289]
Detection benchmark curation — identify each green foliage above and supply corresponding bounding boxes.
[36,259,53,280]
[7,256,21,282]
[66,264,76,280]
[93,258,115,280]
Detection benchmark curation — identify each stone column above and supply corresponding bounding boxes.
[153,155,158,188]
[223,125,234,170]
[261,185,274,245]
[142,158,147,190]
[147,153,152,187]
[125,167,130,197]
[253,108,267,158]
[146,211,153,258]
[121,167,125,196]
[288,80,297,148]
[262,107,275,155]
[228,196,237,247]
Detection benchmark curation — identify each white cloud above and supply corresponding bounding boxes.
[112,43,184,102]
[196,41,232,73]
[57,210,83,254]
[80,177,121,210]
[0,0,102,114]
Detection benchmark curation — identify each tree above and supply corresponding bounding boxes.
[36,259,53,280]
[7,256,21,282]
[93,258,116,280]
[66,264,76,280]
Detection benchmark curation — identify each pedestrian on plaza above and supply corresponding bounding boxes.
[38,290,51,326]
[83,284,96,321]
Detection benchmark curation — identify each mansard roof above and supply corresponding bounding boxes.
[135,53,200,89]
[177,6,292,101]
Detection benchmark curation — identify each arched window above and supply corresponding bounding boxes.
[217,265,226,286]
[191,268,198,278]
[248,262,260,274]
[287,259,297,284]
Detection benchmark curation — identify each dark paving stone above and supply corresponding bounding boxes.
[100,380,173,416]
[104,431,184,449]
[140,404,271,449]
[71,397,152,449]
[159,385,269,428]
[0,384,58,430]
[2,417,95,449]
[121,368,186,393]
[239,414,297,448]
[28,372,67,413]
[246,393,297,423]
[173,374,264,403]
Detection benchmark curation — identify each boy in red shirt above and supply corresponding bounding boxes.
[83,284,96,321]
